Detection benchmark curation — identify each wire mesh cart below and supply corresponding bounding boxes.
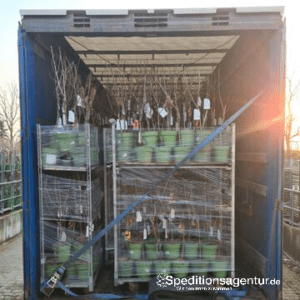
[37,124,103,291]
[104,125,235,286]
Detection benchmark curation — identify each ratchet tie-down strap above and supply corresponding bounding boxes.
[40,90,264,299]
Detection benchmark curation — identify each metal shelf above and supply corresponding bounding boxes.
[117,162,231,170]
[43,165,99,172]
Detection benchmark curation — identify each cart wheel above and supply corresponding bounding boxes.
[129,282,139,293]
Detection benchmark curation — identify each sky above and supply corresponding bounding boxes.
[0,0,300,132]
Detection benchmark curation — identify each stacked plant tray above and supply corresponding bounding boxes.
[37,124,103,291]
[103,125,235,286]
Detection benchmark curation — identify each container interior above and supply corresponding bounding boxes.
[19,8,285,299]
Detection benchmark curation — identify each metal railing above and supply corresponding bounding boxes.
[283,155,300,227]
[0,151,22,214]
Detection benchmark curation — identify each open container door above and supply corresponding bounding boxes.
[19,7,285,300]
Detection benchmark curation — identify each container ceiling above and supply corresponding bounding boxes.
[65,35,239,89]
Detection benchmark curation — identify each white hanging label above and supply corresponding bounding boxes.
[60,231,67,242]
[210,226,213,237]
[76,95,83,107]
[116,119,128,130]
[203,98,211,110]
[144,103,153,119]
[217,229,221,241]
[170,209,175,219]
[158,107,168,118]
[136,211,142,222]
[68,110,75,123]
[170,115,173,126]
[143,228,147,240]
[86,225,89,237]
[162,218,167,229]
[193,109,200,120]
[165,228,168,239]
[147,225,151,235]
[197,96,202,106]
[46,154,56,165]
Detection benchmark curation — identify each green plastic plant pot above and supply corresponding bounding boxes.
[164,243,181,260]
[190,260,209,276]
[119,260,134,278]
[129,243,143,260]
[117,150,131,162]
[194,147,211,162]
[120,132,135,149]
[67,263,77,277]
[75,260,90,281]
[57,133,77,152]
[184,243,199,260]
[173,261,189,278]
[160,130,177,146]
[201,242,218,260]
[54,244,71,262]
[174,146,191,163]
[155,146,171,163]
[180,129,195,146]
[135,261,153,279]
[135,146,152,163]
[195,129,212,145]
[45,263,61,278]
[212,259,228,278]
[214,146,230,162]
[154,261,171,276]
[142,131,158,147]
[145,243,159,260]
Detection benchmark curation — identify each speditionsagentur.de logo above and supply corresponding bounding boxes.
[156,273,169,288]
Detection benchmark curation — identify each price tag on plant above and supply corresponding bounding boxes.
[60,231,66,242]
[165,228,168,239]
[68,110,75,123]
[193,109,200,120]
[158,107,168,118]
[197,96,201,106]
[143,228,147,240]
[76,94,83,107]
[136,211,142,222]
[217,229,221,241]
[162,218,167,229]
[147,225,151,235]
[203,98,211,110]
[170,209,175,219]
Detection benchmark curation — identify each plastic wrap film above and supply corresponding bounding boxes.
[41,221,103,287]
[40,174,102,221]
[112,127,232,164]
[104,126,235,284]
[37,124,103,290]
[38,124,99,169]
